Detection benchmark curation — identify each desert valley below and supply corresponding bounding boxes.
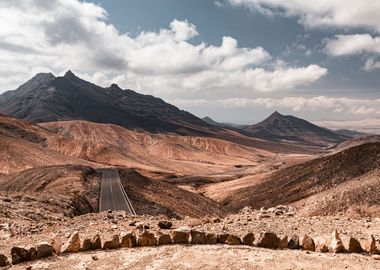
[2,0,380,269]
[0,71,379,269]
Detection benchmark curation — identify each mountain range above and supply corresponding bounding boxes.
[0,71,341,151]
[0,71,213,134]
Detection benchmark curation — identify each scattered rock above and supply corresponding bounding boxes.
[172,228,190,244]
[331,231,345,253]
[190,230,206,245]
[62,231,80,253]
[257,213,271,219]
[51,237,62,255]
[242,232,255,246]
[225,234,241,245]
[81,238,92,251]
[158,221,172,229]
[35,242,54,259]
[364,235,377,254]
[157,232,173,245]
[302,235,315,251]
[90,234,102,250]
[256,232,279,249]
[92,255,99,261]
[348,237,363,253]
[138,230,157,246]
[213,218,221,223]
[288,235,301,249]
[217,233,229,244]
[205,233,218,244]
[315,239,329,253]
[29,246,37,261]
[278,236,288,249]
[0,254,9,267]
[102,235,121,250]
[373,255,380,260]
[11,246,30,264]
[120,232,137,248]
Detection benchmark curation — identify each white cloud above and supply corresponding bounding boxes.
[0,0,327,96]
[171,96,380,115]
[227,0,380,31]
[325,34,380,56]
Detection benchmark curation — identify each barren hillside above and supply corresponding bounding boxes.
[0,165,101,215]
[0,115,98,174]
[222,143,380,216]
[42,120,274,175]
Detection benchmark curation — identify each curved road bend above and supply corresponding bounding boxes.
[98,169,136,215]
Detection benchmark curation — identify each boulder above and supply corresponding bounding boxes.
[190,230,206,245]
[11,246,30,264]
[120,232,137,248]
[157,233,173,245]
[29,246,37,261]
[205,233,218,244]
[315,239,329,253]
[331,231,345,253]
[364,235,377,254]
[158,221,173,230]
[81,238,92,251]
[288,235,301,249]
[62,231,81,253]
[90,234,102,250]
[35,242,54,259]
[0,254,9,267]
[172,228,190,244]
[138,231,157,246]
[302,235,315,251]
[242,233,255,246]
[217,233,229,244]
[256,232,279,249]
[102,235,121,250]
[51,237,63,255]
[348,237,363,253]
[278,236,288,249]
[225,234,241,245]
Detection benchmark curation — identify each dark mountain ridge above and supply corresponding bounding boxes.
[0,71,214,134]
[243,111,349,147]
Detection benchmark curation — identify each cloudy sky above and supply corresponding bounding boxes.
[1,0,380,125]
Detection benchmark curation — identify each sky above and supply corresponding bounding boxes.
[0,0,380,125]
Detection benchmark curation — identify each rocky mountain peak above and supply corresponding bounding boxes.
[109,83,122,90]
[63,70,81,81]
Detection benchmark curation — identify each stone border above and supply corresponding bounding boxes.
[1,228,379,266]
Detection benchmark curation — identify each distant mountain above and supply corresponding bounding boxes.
[0,71,213,134]
[243,111,349,147]
[334,129,367,138]
[202,116,245,129]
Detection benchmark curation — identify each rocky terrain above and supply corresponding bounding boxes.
[222,142,380,217]
[1,207,380,269]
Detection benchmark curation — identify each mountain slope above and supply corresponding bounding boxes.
[0,114,97,174]
[244,111,348,147]
[223,142,380,216]
[0,71,213,134]
[42,120,270,175]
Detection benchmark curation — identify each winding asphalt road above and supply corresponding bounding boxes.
[98,169,136,215]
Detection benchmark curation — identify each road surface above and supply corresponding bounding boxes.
[98,169,136,215]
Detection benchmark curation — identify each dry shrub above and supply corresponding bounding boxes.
[346,204,380,218]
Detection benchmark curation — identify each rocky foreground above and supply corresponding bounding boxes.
[1,206,380,269]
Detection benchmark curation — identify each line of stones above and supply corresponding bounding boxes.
[0,228,378,266]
